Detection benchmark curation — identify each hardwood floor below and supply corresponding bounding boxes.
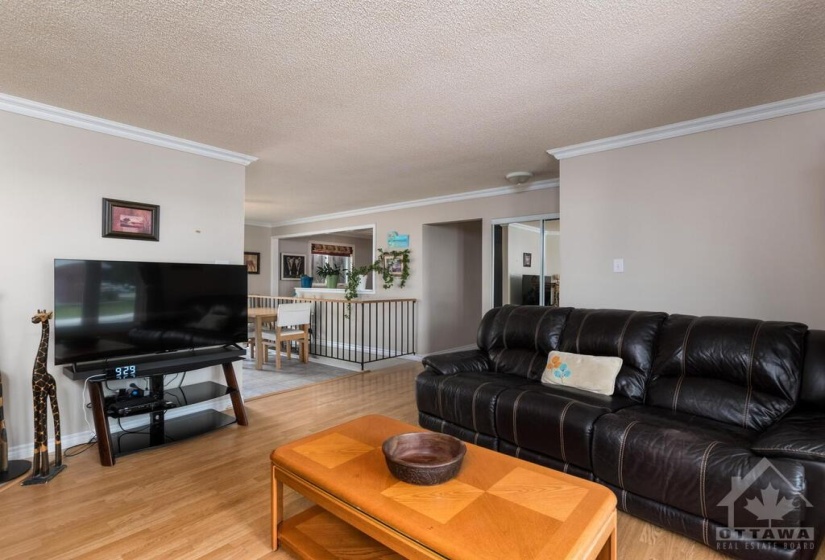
[0,363,821,559]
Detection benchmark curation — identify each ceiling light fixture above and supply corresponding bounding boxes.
[506,171,533,185]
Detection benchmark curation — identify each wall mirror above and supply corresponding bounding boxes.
[492,215,560,307]
[274,225,375,294]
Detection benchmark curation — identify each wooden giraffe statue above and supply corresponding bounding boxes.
[28,309,63,480]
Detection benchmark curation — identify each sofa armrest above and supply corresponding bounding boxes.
[421,349,491,375]
[752,412,825,463]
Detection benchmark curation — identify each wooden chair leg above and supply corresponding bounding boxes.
[275,338,282,369]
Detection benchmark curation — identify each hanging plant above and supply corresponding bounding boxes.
[344,265,372,302]
[341,249,411,318]
[373,248,411,289]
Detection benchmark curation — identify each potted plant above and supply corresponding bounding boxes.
[316,262,342,288]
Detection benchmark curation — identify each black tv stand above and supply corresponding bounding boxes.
[63,347,247,466]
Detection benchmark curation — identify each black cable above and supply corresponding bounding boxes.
[64,436,97,457]
[116,417,150,435]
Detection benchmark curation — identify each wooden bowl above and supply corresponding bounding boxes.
[382,432,466,485]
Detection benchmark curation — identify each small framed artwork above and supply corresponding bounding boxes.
[523,252,532,267]
[102,198,159,241]
[280,253,306,280]
[245,252,261,274]
[384,254,404,277]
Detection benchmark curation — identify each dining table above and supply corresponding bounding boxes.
[248,307,278,370]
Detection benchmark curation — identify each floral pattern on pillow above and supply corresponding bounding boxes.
[542,351,623,395]
[547,354,571,383]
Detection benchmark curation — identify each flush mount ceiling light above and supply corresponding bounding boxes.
[506,171,533,185]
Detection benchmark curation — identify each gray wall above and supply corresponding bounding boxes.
[560,108,825,325]
[422,221,483,352]
[245,224,272,295]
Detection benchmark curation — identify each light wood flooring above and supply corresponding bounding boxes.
[1,363,822,559]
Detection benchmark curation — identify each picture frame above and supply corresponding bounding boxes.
[384,254,404,277]
[523,252,532,267]
[245,252,261,275]
[280,253,306,280]
[102,198,159,241]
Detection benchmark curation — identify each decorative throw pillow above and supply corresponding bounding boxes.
[541,351,623,395]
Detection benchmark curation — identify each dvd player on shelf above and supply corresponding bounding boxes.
[107,396,177,417]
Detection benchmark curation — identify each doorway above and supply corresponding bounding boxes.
[493,215,560,307]
[422,220,483,354]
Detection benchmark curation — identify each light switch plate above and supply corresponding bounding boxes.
[613,258,624,273]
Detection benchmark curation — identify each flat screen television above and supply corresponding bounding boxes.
[54,259,247,366]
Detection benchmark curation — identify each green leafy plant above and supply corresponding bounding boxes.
[315,262,342,278]
[372,248,411,289]
[344,265,372,302]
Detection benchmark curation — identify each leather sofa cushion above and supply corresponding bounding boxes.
[559,309,667,401]
[495,384,635,471]
[498,441,594,481]
[601,482,808,560]
[753,412,825,463]
[478,305,572,379]
[418,413,499,451]
[801,330,825,408]
[415,371,526,437]
[422,349,491,375]
[592,406,806,529]
[647,315,807,431]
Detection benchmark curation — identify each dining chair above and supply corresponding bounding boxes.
[260,302,312,369]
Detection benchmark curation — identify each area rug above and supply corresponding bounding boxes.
[240,354,361,400]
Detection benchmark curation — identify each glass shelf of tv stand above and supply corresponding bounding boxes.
[107,381,236,458]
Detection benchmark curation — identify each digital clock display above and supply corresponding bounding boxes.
[109,365,138,379]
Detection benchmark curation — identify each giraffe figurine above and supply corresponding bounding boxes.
[24,309,65,484]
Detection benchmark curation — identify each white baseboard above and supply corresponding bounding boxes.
[426,344,477,355]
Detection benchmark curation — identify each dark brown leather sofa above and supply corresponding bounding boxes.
[416,305,825,559]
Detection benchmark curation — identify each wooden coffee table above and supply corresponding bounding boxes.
[271,415,617,559]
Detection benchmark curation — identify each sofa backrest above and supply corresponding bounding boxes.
[477,305,572,379]
[647,315,807,432]
[800,329,825,408]
[558,309,667,401]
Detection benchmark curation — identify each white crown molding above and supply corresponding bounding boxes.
[264,179,560,228]
[0,93,257,166]
[508,222,560,236]
[244,220,274,228]
[547,91,825,160]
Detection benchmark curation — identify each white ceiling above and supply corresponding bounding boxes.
[2,1,824,225]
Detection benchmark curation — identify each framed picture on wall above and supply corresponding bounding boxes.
[280,253,306,280]
[523,252,532,267]
[384,254,404,277]
[245,252,261,274]
[102,198,160,241]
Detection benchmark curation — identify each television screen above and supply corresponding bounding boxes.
[54,259,247,365]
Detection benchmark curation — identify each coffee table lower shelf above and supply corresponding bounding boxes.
[280,505,404,560]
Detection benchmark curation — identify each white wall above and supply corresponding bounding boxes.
[0,110,246,457]
[422,221,483,352]
[244,224,272,295]
[270,186,560,354]
[560,108,825,326]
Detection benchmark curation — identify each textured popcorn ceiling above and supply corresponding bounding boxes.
[1,1,824,224]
